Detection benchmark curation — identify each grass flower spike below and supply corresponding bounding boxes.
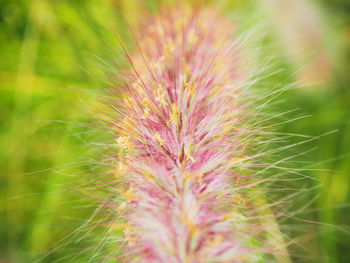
[109,3,289,262]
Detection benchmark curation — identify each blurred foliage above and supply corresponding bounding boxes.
[0,0,349,262]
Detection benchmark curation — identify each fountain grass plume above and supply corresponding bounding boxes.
[107,3,292,262]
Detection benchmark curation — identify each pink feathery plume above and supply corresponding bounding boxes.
[109,4,283,262]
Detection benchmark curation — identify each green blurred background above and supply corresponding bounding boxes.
[0,0,349,262]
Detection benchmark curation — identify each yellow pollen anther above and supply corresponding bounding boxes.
[143,107,150,118]
[220,212,238,222]
[116,136,133,151]
[119,117,136,136]
[141,98,151,106]
[184,172,203,185]
[115,162,128,178]
[166,103,179,126]
[184,172,194,180]
[185,218,197,238]
[197,173,203,185]
[217,123,231,137]
[145,171,155,182]
[154,132,164,147]
[154,82,166,105]
[141,98,152,118]
[121,187,139,201]
[185,79,196,97]
[182,57,191,80]
[124,226,136,247]
[123,95,137,108]
[209,86,221,98]
[184,145,195,163]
